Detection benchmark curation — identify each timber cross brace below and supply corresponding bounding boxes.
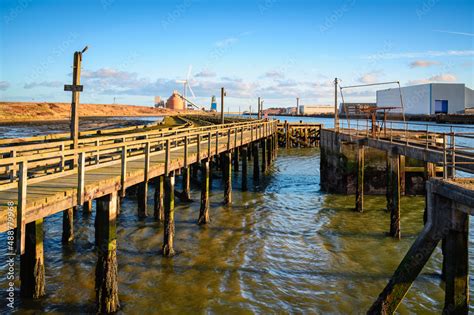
[368,178,472,315]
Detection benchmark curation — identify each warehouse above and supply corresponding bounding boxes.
[376,83,474,115]
[298,105,334,115]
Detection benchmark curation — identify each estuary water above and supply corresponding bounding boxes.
[0,116,473,313]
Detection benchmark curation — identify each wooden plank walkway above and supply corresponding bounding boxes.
[0,120,277,232]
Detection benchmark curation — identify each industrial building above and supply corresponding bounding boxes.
[298,105,334,115]
[377,83,474,115]
[339,103,376,115]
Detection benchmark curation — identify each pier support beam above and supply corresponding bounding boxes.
[137,181,148,218]
[261,139,267,173]
[95,191,119,313]
[162,171,175,257]
[154,175,164,221]
[20,219,45,299]
[182,167,191,201]
[424,162,436,224]
[386,152,401,239]
[241,145,248,191]
[233,149,239,172]
[355,145,364,212]
[399,155,406,195]
[223,152,232,205]
[62,208,74,243]
[253,142,260,180]
[198,160,210,224]
[267,137,272,166]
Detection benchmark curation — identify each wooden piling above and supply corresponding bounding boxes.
[182,166,191,201]
[355,145,364,212]
[267,137,272,165]
[95,191,119,313]
[223,152,232,205]
[261,139,267,173]
[154,175,164,221]
[162,171,175,257]
[253,142,260,180]
[233,149,239,172]
[198,160,210,225]
[62,208,74,243]
[83,199,93,214]
[399,155,406,195]
[241,145,248,191]
[20,219,45,299]
[387,152,401,239]
[137,181,148,218]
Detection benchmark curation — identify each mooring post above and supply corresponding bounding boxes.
[95,191,119,313]
[443,210,469,314]
[253,142,260,180]
[62,208,74,243]
[154,175,164,221]
[241,145,248,191]
[386,152,401,239]
[162,171,175,257]
[20,218,45,299]
[182,166,191,201]
[261,139,267,173]
[198,160,210,224]
[355,145,364,212]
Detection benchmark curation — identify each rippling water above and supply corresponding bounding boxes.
[1,147,473,313]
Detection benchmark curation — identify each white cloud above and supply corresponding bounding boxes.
[194,70,216,78]
[409,60,440,68]
[24,81,62,89]
[433,30,474,37]
[215,37,238,48]
[407,73,457,85]
[358,71,382,84]
[82,68,137,80]
[263,70,285,79]
[0,81,10,91]
[363,50,474,60]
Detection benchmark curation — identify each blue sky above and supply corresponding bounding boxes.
[0,0,473,110]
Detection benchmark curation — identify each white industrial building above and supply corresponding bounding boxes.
[376,83,474,115]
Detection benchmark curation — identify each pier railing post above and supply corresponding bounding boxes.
[162,171,175,257]
[95,191,119,313]
[198,160,210,225]
[20,218,45,299]
[17,160,27,255]
[137,142,150,218]
[120,145,127,197]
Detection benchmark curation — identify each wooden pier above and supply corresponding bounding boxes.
[0,117,279,312]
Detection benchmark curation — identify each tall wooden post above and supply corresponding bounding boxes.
[182,166,191,201]
[267,137,272,166]
[334,77,339,131]
[387,152,401,239]
[62,208,74,243]
[258,97,261,119]
[154,175,164,221]
[198,160,210,225]
[223,152,232,205]
[162,171,175,257]
[241,145,248,191]
[261,139,267,173]
[355,145,364,212]
[253,142,259,180]
[399,155,406,195]
[423,162,436,224]
[220,87,225,124]
[137,182,148,218]
[20,219,45,299]
[233,149,239,172]
[95,191,119,313]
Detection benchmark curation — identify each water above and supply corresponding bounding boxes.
[1,147,473,313]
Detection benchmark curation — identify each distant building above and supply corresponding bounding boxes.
[154,96,164,108]
[210,95,217,111]
[340,103,376,115]
[377,83,474,115]
[166,91,185,110]
[298,105,334,115]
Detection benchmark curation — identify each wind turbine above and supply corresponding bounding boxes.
[176,65,197,109]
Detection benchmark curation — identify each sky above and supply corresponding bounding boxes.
[0,0,473,111]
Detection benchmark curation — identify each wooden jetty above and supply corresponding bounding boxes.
[320,120,474,314]
[0,117,282,312]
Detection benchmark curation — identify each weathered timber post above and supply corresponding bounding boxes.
[137,182,148,218]
[355,145,364,212]
[399,155,406,195]
[181,166,191,201]
[443,210,469,314]
[386,152,401,239]
[233,149,239,172]
[198,160,210,224]
[261,139,267,173]
[83,199,93,213]
[192,163,199,180]
[267,137,272,166]
[154,175,164,221]
[223,152,232,205]
[20,219,45,298]
[95,191,119,313]
[253,142,260,180]
[241,145,248,191]
[423,162,436,224]
[162,171,175,257]
[62,208,74,243]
